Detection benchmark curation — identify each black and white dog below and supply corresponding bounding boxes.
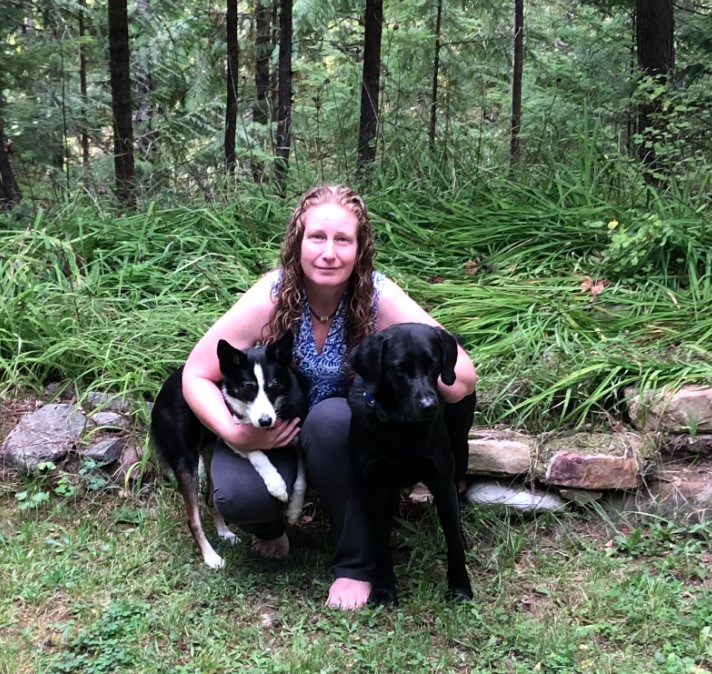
[348,322,473,606]
[151,331,308,569]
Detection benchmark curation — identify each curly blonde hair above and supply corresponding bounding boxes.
[263,184,376,349]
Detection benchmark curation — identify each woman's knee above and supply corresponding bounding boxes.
[210,444,295,526]
[300,397,351,460]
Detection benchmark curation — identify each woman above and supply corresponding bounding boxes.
[182,184,477,609]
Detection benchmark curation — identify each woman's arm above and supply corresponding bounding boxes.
[181,274,301,451]
[375,278,477,404]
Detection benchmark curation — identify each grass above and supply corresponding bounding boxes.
[1,481,711,674]
[1,163,712,671]
[1,173,711,431]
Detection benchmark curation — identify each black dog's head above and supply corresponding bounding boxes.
[349,323,457,422]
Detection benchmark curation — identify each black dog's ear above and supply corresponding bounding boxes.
[437,328,458,386]
[217,339,247,377]
[349,332,383,388]
[265,330,294,366]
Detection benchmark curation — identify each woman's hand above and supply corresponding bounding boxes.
[224,417,302,453]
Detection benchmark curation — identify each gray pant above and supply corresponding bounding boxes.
[211,397,374,581]
[211,392,476,582]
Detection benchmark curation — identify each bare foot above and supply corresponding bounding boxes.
[326,578,372,610]
[251,533,289,559]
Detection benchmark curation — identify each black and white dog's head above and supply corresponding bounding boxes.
[349,323,458,422]
[217,331,305,428]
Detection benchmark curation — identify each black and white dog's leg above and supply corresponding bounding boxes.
[285,451,306,525]
[245,450,289,503]
[178,470,225,570]
[203,448,240,547]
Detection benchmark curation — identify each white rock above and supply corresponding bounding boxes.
[465,480,565,512]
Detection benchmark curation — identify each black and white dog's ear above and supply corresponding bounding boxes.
[265,330,294,365]
[217,339,247,376]
[438,328,458,386]
[349,332,383,386]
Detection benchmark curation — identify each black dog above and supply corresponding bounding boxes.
[348,322,473,606]
[151,331,308,569]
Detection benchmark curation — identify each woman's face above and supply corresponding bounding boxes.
[300,203,359,290]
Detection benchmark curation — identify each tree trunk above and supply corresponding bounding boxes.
[134,0,155,164]
[275,0,292,196]
[108,0,136,207]
[357,0,383,173]
[78,0,90,165]
[252,0,271,183]
[0,125,22,209]
[635,0,674,177]
[509,0,524,167]
[270,0,279,123]
[225,0,239,175]
[428,0,443,152]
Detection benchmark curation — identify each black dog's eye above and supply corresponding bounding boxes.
[391,361,411,375]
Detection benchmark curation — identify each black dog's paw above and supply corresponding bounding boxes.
[369,586,398,608]
[449,585,473,602]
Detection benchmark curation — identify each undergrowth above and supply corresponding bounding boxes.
[2,161,712,668]
[1,485,710,673]
[1,169,710,431]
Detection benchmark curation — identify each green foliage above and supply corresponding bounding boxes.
[48,599,151,673]
[1,157,711,432]
[13,458,111,510]
[2,493,711,673]
[2,1,711,200]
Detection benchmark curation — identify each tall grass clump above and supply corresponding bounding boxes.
[1,160,711,431]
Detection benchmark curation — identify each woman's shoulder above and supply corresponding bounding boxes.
[263,268,282,293]
[375,275,436,329]
[219,272,276,331]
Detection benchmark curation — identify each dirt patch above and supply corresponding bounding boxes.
[0,395,39,443]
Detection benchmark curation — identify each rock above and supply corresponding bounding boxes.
[627,385,712,434]
[113,444,144,484]
[537,432,651,490]
[603,458,712,522]
[407,482,434,504]
[544,452,641,490]
[465,479,565,513]
[80,437,125,464]
[84,392,131,414]
[467,429,533,476]
[648,459,712,510]
[86,411,131,431]
[2,404,86,472]
[661,434,712,457]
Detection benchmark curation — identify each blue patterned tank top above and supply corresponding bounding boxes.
[267,269,385,409]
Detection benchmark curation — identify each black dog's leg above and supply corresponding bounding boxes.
[428,479,473,601]
[365,486,399,607]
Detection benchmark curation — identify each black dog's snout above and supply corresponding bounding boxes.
[416,395,438,416]
[258,415,273,428]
